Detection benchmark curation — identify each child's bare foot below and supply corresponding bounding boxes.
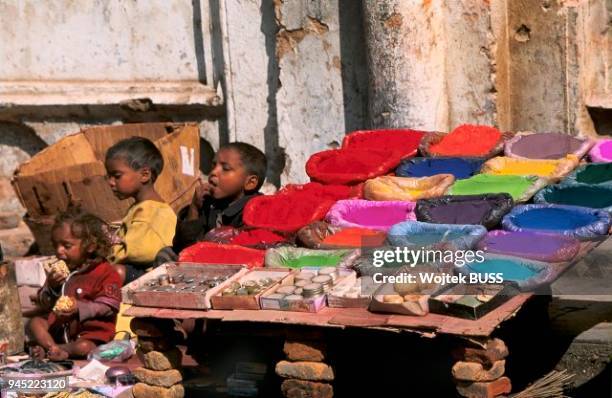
[30,345,46,360]
[47,345,69,361]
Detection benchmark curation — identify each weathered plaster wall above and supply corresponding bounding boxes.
[364,0,610,137]
[491,0,610,136]
[275,0,346,183]
[0,0,201,81]
[363,0,496,131]
[444,0,497,127]
[363,0,448,131]
[577,0,611,135]
[504,0,575,133]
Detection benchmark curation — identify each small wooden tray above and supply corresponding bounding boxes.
[210,268,292,310]
[428,283,519,320]
[121,262,247,310]
[259,268,357,313]
[259,273,327,313]
[327,276,376,308]
[369,281,435,316]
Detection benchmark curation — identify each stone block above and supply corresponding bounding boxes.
[275,361,334,382]
[132,383,184,398]
[281,379,333,398]
[284,341,326,362]
[133,368,182,387]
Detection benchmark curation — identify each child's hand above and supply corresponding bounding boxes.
[193,178,211,207]
[188,178,211,220]
[47,270,67,289]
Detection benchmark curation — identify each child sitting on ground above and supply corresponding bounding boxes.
[29,207,122,360]
[173,142,267,253]
[105,137,177,284]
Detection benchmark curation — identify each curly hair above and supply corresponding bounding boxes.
[52,206,111,260]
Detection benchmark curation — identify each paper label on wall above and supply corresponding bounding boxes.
[180,146,196,176]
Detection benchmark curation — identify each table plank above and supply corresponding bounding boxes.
[125,294,533,337]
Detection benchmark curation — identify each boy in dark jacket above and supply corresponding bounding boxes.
[173,142,267,253]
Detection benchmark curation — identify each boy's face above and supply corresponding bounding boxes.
[209,148,258,201]
[52,222,93,269]
[105,157,147,200]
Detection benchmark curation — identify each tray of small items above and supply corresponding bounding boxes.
[121,262,248,310]
[260,267,357,313]
[369,266,444,316]
[327,276,377,308]
[211,268,292,310]
[427,283,520,320]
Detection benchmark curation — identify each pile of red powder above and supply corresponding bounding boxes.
[306,148,397,185]
[244,182,362,232]
[342,129,425,163]
[178,242,265,269]
[429,124,501,156]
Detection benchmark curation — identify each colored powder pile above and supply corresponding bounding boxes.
[179,242,265,268]
[575,163,612,185]
[345,204,411,228]
[600,141,612,159]
[540,185,612,209]
[429,125,501,156]
[467,258,540,281]
[307,149,397,185]
[485,158,560,177]
[245,194,334,231]
[398,157,484,180]
[512,208,598,230]
[282,254,343,268]
[231,229,286,246]
[479,231,578,261]
[450,174,535,201]
[398,231,465,247]
[509,133,584,159]
[343,129,424,159]
[322,228,387,247]
[281,182,358,201]
[316,150,390,175]
[426,201,496,225]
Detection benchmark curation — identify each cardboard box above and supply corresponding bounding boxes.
[14,256,55,287]
[12,123,200,254]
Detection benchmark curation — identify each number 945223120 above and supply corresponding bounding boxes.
[1,375,69,393]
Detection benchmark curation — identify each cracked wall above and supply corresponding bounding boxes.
[493,0,611,136]
[274,0,368,184]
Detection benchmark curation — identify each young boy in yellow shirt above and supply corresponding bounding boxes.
[105,137,177,285]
